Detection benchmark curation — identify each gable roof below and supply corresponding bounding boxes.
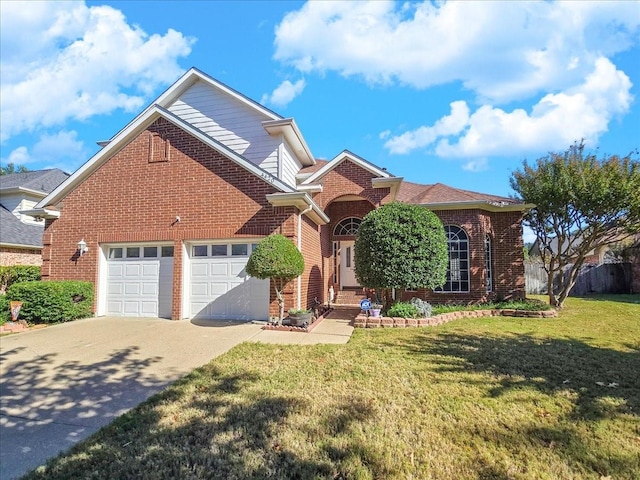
[301,150,392,185]
[0,206,43,248]
[100,67,315,166]
[36,105,295,209]
[0,169,69,196]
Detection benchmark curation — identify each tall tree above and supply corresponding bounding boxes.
[246,234,304,323]
[0,163,29,175]
[510,142,640,308]
[354,202,448,305]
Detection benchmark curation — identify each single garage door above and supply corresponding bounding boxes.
[188,242,269,321]
[106,245,173,318]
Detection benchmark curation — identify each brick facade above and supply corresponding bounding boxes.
[0,247,42,266]
[42,120,527,319]
[42,119,296,319]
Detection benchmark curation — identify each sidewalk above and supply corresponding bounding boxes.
[248,307,357,345]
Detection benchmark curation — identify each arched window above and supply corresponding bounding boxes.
[437,226,470,293]
[333,217,361,236]
[485,234,492,293]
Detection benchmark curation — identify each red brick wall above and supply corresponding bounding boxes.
[398,209,525,304]
[0,247,42,266]
[299,215,324,309]
[311,160,391,209]
[42,118,296,319]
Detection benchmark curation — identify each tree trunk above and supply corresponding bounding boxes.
[275,278,285,324]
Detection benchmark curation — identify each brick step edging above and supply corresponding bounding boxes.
[354,308,557,328]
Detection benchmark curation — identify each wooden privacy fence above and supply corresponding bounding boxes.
[525,262,632,296]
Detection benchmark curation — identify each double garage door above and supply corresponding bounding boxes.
[105,241,269,321]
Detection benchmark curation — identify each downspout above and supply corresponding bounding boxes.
[297,204,313,309]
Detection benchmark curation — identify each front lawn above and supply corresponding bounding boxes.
[24,295,640,480]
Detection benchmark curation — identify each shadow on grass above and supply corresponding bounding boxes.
[402,332,639,419]
[575,293,640,305]
[387,332,640,479]
[20,364,372,480]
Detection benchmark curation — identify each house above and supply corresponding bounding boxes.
[27,68,530,320]
[0,169,69,266]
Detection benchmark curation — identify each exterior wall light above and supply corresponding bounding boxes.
[77,239,89,256]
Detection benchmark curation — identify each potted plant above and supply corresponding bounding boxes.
[288,308,313,326]
[369,303,383,317]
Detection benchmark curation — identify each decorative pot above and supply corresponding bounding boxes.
[289,312,313,325]
[369,308,381,317]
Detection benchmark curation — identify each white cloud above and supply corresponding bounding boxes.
[384,57,632,158]
[384,100,469,154]
[261,79,306,107]
[0,1,194,142]
[1,130,89,172]
[274,1,639,103]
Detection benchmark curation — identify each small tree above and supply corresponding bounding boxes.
[354,202,448,304]
[246,234,304,323]
[510,142,640,308]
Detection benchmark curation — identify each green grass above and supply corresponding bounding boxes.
[24,295,640,480]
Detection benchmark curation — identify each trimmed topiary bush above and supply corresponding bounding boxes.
[354,202,448,296]
[246,234,304,323]
[6,281,93,324]
[0,265,41,293]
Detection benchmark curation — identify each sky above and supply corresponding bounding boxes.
[1,0,639,242]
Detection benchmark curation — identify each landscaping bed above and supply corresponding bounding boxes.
[355,306,557,328]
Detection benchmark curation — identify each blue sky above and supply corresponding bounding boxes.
[1,0,639,239]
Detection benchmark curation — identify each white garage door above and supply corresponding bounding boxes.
[106,245,173,318]
[188,242,269,321]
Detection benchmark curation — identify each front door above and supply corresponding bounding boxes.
[340,241,358,288]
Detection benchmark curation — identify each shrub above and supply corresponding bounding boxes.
[386,302,420,318]
[354,202,448,291]
[0,295,9,325]
[0,265,41,293]
[6,281,94,324]
[246,234,304,323]
[410,297,432,318]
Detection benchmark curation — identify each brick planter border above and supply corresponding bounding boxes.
[353,308,557,328]
[262,309,331,333]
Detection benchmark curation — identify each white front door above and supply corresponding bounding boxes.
[340,241,358,288]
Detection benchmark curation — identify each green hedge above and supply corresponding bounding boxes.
[0,295,9,324]
[6,281,94,324]
[0,265,41,293]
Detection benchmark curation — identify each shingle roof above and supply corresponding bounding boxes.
[298,159,329,174]
[0,169,69,194]
[396,181,519,206]
[0,206,44,248]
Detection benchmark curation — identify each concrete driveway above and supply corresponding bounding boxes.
[0,316,265,480]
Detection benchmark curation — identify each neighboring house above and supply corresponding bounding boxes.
[0,169,69,266]
[529,233,636,265]
[26,68,531,320]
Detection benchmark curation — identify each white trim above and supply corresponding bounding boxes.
[302,150,392,185]
[36,106,295,208]
[262,118,315,167]
[19,208,60,219]
[0,186,47,197]
[0,242,42,250]
[296,184,323,193]
[266,192,329,225]
[419,201,535,213]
